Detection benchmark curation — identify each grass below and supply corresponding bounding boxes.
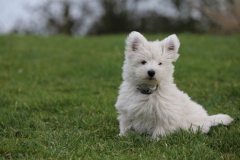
[0,33,239,159]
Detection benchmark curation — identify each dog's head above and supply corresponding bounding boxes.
[123,31,180,86]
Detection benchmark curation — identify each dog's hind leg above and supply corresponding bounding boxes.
[209,114,233,126]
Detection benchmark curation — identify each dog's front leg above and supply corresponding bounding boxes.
[118,114,132,136]
[152,127,166,140]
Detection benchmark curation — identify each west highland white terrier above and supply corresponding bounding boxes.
[115,31,233,140]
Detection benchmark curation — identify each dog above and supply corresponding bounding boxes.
[115,31,233,140]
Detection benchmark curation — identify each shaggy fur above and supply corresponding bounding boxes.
[115,31,233,140]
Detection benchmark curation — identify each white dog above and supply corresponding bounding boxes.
[115,31,233,140]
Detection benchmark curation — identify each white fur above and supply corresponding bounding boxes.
[115,31,233,140]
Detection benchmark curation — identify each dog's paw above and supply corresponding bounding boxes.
[118,133,126,137]
[152,127,166,140]
[151,136,160,141]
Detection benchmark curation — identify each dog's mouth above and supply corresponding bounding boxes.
[148,77,155,80]
[136,84,158,94]
[140,77,158,86]
[146,76,157,81]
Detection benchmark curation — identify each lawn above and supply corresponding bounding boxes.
[0,33,239,159]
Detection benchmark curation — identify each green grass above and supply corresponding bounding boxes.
[0,33,239,159]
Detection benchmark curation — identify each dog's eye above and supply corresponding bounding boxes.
[159,62,162,65]
[141,60,147,65]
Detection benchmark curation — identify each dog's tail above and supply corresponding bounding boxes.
[209,114,233,126]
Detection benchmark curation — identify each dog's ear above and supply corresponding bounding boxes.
[163,34,180,61]
[125,31,147,52]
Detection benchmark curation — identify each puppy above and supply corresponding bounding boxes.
[115,31,233,139]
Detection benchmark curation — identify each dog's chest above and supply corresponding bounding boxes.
[127,96,162,133]
[126,93,182,134]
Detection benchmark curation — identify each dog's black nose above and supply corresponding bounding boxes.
[148,70,155,77]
